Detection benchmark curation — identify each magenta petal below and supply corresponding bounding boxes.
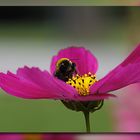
[90,44,140,94]
[50,46,98,75]
[70,93,116,101]
[0,67,77,100]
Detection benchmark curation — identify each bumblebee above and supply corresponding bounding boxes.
[54,58,77,82]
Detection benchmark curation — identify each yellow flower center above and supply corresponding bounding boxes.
[66,72,97,96]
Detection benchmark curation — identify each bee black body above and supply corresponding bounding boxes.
[54,59,77,82]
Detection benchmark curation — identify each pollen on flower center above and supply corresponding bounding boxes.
[66,72,97,96]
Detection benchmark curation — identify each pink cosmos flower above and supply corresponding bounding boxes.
[0,44,140,102]
[1,44,140,132]
[114,84,140,132]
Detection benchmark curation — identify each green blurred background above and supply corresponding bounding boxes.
[0,0,140,6]
[45,0,140,5]
[0,7,140,132]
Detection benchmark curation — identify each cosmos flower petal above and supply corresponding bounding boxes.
[0,67,77,99]
[50,46,98,75]
[90,44,140,94]
[71,93,116,101]
[0,73,49,99]
[17,66,77,97]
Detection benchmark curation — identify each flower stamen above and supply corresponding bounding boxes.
[66,72,97,96]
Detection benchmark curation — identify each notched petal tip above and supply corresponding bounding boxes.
[0,66,78,100]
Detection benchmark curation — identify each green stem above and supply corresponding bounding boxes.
[83,111,90,132]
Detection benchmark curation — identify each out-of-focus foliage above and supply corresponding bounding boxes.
[0,0,140,6]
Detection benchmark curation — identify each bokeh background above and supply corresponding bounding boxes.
[0,1,140,6]
[0,7,140,132]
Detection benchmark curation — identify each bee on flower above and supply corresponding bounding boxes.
[0,44,140,132]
